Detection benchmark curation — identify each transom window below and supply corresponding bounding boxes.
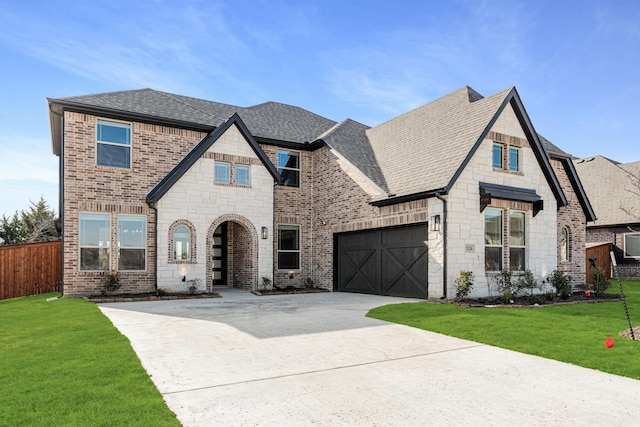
[97,120,131,169]
[117,215,146,271]
[214,162,230,184]
[277,224,300,269]
[79,213,110,271]
[277,150,300,188]
[173,225,191,261]
[624,233,640,258]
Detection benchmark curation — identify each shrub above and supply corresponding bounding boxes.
[547,270,572,300]
[261,276,273,290]
[101,271,121,296]
[454,270,474,300]
[515,270,540,296]
[494,270,517,303]
[186,278,201,294]
[590,267,611,296]
[303,277,315,288]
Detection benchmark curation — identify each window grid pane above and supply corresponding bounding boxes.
[492,144,503,169]
[117,215,146,271]
[278,150,300,188]
[278,225,300,270]
[97,120,131,168]
[173,225,190,260]
[624,234,640,258]
[79,213,110,271]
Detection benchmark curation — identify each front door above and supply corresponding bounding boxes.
[212,223,227,287]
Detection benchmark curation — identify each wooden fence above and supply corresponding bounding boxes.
[0,241,62,300]
[585,242,612,284]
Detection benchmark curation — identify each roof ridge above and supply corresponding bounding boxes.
[58,87,154,101]
[155,90,228,125]
[315,118,370,141]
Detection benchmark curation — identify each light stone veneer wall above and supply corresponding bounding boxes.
[156,124,274,292]
[446,104,558,298]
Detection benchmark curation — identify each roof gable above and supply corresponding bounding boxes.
[367,86,567,207]
[146,113,279,205]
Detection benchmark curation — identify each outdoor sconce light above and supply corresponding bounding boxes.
[430,215,441,232]
[261,227,268,239]
[182,276,186,282]
[288,271,294,280]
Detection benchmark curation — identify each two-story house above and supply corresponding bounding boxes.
[48,85,595,298]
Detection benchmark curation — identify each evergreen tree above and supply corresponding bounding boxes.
[0,197,59,244]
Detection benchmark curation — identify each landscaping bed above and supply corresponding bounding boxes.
[457,291,621,308]
[251,286,330,296]
[87,291,220,303]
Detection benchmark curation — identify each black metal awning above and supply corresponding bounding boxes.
[479,182,544,216]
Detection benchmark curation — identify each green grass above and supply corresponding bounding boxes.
[0,293,180,427]
[368,280,640,380]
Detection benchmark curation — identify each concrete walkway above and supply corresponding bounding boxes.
[99,289,640,426]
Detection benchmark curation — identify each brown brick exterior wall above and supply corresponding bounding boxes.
[62,112,206,295]
[552,158,587,285]
[588,225,640,278]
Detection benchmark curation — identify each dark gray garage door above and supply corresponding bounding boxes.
[335,223,428,298]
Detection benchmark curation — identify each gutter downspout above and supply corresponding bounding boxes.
[149,203,158,294]
[436,193,447,299]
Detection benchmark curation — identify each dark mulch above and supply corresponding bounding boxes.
[458,291,622,307]
[252,286,330,296]
[86,291,220,303]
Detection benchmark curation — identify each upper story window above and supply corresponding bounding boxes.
[492,141,521,173]
[214,162,230,184]
[79,212,110,271]
[492,144,504,169]
[235,165,250,186]
[509,147,520,172]
[117,215,146,271]
[97,120,131,169]
[623,233,640,258]
[278,150,300,188]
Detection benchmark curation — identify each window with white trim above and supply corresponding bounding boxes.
[97,120,131,168]
[214,162,230,184]
[484,208,503,271]
[278,224,300,269]
[277,150,300,187]
[624,233,640,258]
[117,215,146,271]
[79,213,111,271]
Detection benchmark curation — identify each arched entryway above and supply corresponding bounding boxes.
[206,214,258,292]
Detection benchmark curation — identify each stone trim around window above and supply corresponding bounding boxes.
[168,220,197,264]
[489,131,527,175]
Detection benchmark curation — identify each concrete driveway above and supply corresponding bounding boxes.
[99,289,640,426]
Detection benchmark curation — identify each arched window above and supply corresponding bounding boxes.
[560,226,570,262]
[173,225,191,261]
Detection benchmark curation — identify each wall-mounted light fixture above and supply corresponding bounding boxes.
[288,271,294,280]
[430,215,441,232]
[182,276,186,282]
[261,227,268,239]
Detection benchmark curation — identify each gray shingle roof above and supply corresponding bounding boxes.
[50,88,336,144]
[317,119,389,193]
[366,86,513,197]
[574,155,640,226]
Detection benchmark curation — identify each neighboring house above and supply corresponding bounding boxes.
[574,156,640,278]
[48,86,595,298]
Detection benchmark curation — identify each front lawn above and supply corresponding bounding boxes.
[368,280,640,380]
[0,293,180,427]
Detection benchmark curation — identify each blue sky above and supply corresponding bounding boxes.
[1,0,639,217]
